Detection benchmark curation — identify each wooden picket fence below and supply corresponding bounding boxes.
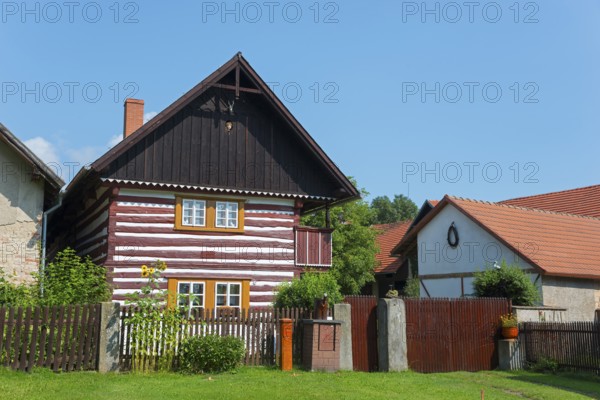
[0,304,101,372]
[519,321,600,374]
[119,307,327,371]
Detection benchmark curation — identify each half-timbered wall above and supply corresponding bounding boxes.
[107,188,301,306]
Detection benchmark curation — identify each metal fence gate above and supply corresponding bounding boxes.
[404,298,510,372]
[344,295,378,372]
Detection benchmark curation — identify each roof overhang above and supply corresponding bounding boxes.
[101,178,336,202]
[0,123,65,190]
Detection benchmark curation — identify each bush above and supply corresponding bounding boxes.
[402,276,420,298]
[473,260,539,306]
[528,357,559,374]
[38,248,111,305]
[179,335,245,374]
[273,272,343,308]
[0,270,36,306]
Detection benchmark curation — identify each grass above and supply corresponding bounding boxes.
[0,367,599,399]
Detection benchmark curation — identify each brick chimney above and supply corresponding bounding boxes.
[123,98,144,139]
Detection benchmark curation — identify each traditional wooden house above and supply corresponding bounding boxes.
[49,53,358,308]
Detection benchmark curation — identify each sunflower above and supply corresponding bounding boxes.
[149,268,156,276]
[141,269,150,278]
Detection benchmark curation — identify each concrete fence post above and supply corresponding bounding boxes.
[98,302,120,373]
[377,298,408,372]
[498,339,526,370]
[333,303,353,371]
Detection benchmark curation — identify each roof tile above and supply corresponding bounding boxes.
[373,220,412,274]
[499,185,600,218]
[449,196,600,279]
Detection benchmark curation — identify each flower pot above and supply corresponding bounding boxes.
[502,326,519,339]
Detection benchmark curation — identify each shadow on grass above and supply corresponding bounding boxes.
[506,371,600,399]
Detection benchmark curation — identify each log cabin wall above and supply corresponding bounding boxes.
[106,188,302,306]
[69,186,110,266]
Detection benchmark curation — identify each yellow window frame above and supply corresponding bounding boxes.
[175,195,245,233]
[168,278,250,310]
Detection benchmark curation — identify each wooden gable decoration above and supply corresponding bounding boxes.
[91,53,358,207]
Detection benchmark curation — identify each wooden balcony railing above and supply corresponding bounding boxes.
[294,226,333,267]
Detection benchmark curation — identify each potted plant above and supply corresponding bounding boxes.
[500,313,519,339]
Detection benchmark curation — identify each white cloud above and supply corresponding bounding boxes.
[107,134,122,148]
[23,137,60,166]
[144,111,158,124]
[63,146,103,169]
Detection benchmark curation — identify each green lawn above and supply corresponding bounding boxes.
[0,367,599,399]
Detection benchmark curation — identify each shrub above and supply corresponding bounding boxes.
[473,260,539,306]
[179,335,245,374]
[0,269,36,306]
[38,248,111,305]
[402,276,420,298]
[273,272,343,308]
[528,357,559,374]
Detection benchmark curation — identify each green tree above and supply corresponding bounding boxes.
[370,194,418,224]
[302,180,378,295]
[38,247,111,305]
[273,272,342,308]
[473,260,539,306]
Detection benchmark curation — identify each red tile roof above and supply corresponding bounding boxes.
[373,220,412,275]
[395,195,600,280]
[500,184,600,218]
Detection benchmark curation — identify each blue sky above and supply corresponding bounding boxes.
[1,0,599,205]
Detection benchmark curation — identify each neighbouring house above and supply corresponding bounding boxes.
[0,123,64,284]
[391,186,600,321]
[371,220,412,297]
[371,200,437,297]
[48,53,359,308]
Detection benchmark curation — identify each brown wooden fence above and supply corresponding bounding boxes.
[343,296,378,372]
[405,298,510,373]
[119,307,324,371]
[0,304,101,372]
[519,322,600,374]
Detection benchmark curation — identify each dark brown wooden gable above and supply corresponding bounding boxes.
[104,86,341,197]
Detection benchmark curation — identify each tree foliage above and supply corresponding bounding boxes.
[38,248,111,306]
[473,260,539,306]
[370,194,418,225]
[273,272,342,308]
[302,181,378,295]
